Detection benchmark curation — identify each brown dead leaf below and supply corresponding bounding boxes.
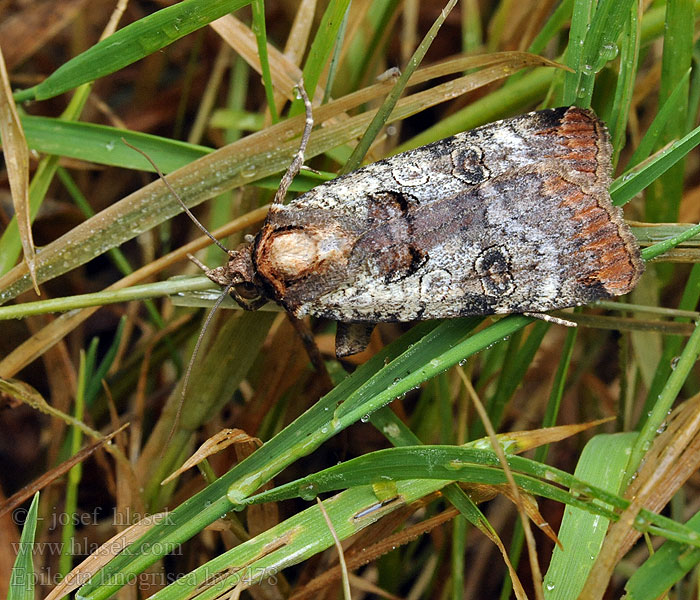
[0,45,37,293]
[161,428,260,485]
[498,418,614,454]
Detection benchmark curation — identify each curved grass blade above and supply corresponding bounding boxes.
[610,119,700,206]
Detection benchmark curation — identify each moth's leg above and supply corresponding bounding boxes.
[523,312,577,327]
[286,314,333,389]
[335,322,376,357]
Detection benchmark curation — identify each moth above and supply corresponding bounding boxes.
[202,104,644,357]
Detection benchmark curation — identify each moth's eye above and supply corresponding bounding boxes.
[234,281,260,300]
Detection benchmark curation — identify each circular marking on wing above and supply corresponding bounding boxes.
[474,245,515,297]
[391,162,429,187]
[451,146,490,184]
[420,268,452,299]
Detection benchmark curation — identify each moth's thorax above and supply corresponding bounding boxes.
[254,218,353,299]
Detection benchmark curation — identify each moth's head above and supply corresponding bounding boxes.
[204,239,267,310]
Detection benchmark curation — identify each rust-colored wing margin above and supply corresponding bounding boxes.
[542,107,644,298]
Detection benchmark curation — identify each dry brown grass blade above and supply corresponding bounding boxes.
[292,501,528,600]
[272,0,317,112]
[289,508,460,600]
[495,418,614,453]
[44,511,171,600]
[0,424,127,519]
[211,14,305,100]
[563,312,697,335]
[161,428,260,485]
[0,45,37,294]
[0,376,105,439]
[457,368,542,600]
[580,393,700,598]
[316,497,352,600]
[499,486,561,548]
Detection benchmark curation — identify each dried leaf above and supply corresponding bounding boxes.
[0,45,38,293]
[161,428,261,485]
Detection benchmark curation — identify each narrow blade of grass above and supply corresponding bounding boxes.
[543,433,637,600]
[340,0,458,174]
[624,69,692,170]
[8,493,40,600]
[610,119,700,206]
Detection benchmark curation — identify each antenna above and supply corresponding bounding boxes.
[126,80,315,452]
[121,139,232,256]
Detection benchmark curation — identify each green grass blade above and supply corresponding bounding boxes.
[292,0,352,109]
[84,316,127,406]
[561,0,635,107]
[624,69,692,170]
[370,406,497,541]
[641,222,700,262]
[322,3,350,104]
[20,116,212,173]
[544,433,637,600]
[482,322,549,438]
[610,119,700,206]
[528,0,573,55]
[59,351,87,577]
[628,322,700,479]
[643,263,700,418]
[342,1,401,95]
[561,0,594,105]
[608,3,641,164]
[8,492,40,600]
[242,446,617,512]
[624,509,700,598]
[340,0,458,174]
[646,0,695,224]
[251,0,278,122]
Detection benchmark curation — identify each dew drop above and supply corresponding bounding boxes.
[299,482,319,501]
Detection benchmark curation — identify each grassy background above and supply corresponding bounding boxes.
[2,1,700,599]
